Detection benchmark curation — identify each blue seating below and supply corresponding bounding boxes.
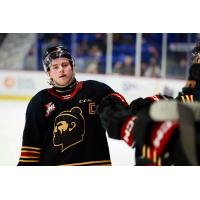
[36,33,199,72]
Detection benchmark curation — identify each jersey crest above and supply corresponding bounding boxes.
[45,102,55,117]
[53,107,85,152]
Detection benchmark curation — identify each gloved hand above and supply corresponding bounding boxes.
[176,87,195,102]
[134,105,179,166]
[130,94,172,115]
[97,94,132,140]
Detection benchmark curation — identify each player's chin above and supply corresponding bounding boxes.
[57,79,70,86]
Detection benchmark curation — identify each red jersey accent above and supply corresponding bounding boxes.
[110,92,129,107]
[48,81,83,100]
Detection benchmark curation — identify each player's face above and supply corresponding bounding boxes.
[48,57,73,87]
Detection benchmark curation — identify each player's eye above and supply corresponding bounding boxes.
[62,62,69,67]
[52,65,59,70]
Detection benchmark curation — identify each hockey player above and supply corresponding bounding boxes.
[185,40,200,89]
[18,46,128,166]
[178,40,200,101]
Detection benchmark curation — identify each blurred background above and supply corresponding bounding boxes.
[0,33,198,78]
[0,33,199,165]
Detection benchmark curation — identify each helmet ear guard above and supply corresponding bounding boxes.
[42,46,75,72]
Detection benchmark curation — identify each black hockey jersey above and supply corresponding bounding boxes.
[18,80,123,166]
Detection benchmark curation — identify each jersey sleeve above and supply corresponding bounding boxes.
[188,63,200,81]
[90,80,128,106]
[18,93,46,166]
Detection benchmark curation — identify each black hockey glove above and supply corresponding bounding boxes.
[130,94,173,115]
[134,103,179,166]
[97,94,132,141]
[135,100,200,166]
[176,87,195,102]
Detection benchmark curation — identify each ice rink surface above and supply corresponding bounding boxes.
[0,100,135,166]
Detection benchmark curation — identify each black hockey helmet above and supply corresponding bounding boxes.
[42,46,75,72]
[192,40,200,62]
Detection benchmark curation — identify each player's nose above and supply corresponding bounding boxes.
[58,65,64,72]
